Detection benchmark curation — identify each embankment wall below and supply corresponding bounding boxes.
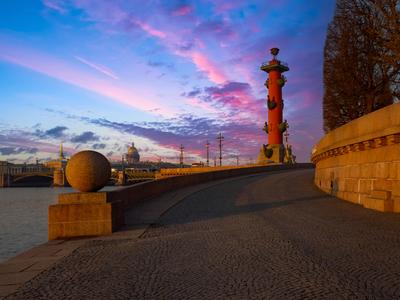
[311,103,400,212]
[49,163,313,240]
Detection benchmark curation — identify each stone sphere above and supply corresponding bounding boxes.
[66,150,111,192]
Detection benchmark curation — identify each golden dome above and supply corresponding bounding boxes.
[126,143,140,163]
[128,144,137,154]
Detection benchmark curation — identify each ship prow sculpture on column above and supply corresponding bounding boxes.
[258,47,295,164]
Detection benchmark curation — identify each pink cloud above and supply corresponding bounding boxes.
[203,82,261,115]
[234,64,259,89]
[133,20,167,39]
[195,38,206,49]
[44,1,229,86]
[0,42,171,115]
[214,1,245,13]
[172,5,193,16]
[186,97,219,114]
[0,132,73,157]
[71,0,127,25]
[183,81,265,125]
[190,51,228,84]
[69,1,166,40]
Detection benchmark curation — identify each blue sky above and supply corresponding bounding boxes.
[0,0,336,164]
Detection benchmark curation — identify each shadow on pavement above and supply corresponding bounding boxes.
[145,169,335,227]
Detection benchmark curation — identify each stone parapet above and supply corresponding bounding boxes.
[311,103,400,213]
[155,164,278,179]
[49,163,313,240]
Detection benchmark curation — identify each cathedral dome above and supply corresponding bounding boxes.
[126,143,140,163]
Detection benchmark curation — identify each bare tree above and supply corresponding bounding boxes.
[323,0,400,133]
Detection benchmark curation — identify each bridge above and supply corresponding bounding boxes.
[110,169,155,185]
[0,169,155,187]
[3,165,400,299]
[0,170,55,187]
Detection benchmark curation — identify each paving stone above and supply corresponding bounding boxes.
[0,271,38,286]
[0,285,19,297]
[0,262,35,274]
[5,169,400,299]
[24,258,60,272]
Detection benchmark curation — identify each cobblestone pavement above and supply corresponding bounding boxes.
[6,169,400,299]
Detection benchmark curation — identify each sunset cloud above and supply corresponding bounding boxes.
[0,0,336,163]
[33,126,68,140]
[70,131,99,143]
[190,51,228,84]
[0,41,170,115]
[0,131,75,160]
[0,147,38,155]
[133,20,167,39]
[172,5,193,16]
[92,143,106,149]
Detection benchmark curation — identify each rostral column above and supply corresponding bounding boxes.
[258,47,289,164]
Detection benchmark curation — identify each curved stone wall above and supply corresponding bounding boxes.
[311,103,400,212]
[49,163,313,240]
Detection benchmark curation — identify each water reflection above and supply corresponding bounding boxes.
[0,186,119,262]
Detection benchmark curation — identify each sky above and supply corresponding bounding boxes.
[0,0,336,165]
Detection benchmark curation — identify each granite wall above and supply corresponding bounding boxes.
[311,103,400,212]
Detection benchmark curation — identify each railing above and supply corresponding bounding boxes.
[260,60,289,69]
[0,166,53,175]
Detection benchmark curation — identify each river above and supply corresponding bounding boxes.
[0,186,119,262]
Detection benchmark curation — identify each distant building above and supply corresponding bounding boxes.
[44,143,68,170]
[126,143,140,164]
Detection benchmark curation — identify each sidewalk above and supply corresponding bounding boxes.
[0,173,267,299]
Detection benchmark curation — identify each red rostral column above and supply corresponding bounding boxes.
[259,47,289,163]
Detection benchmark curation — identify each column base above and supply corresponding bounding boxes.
[257,144,285,164]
